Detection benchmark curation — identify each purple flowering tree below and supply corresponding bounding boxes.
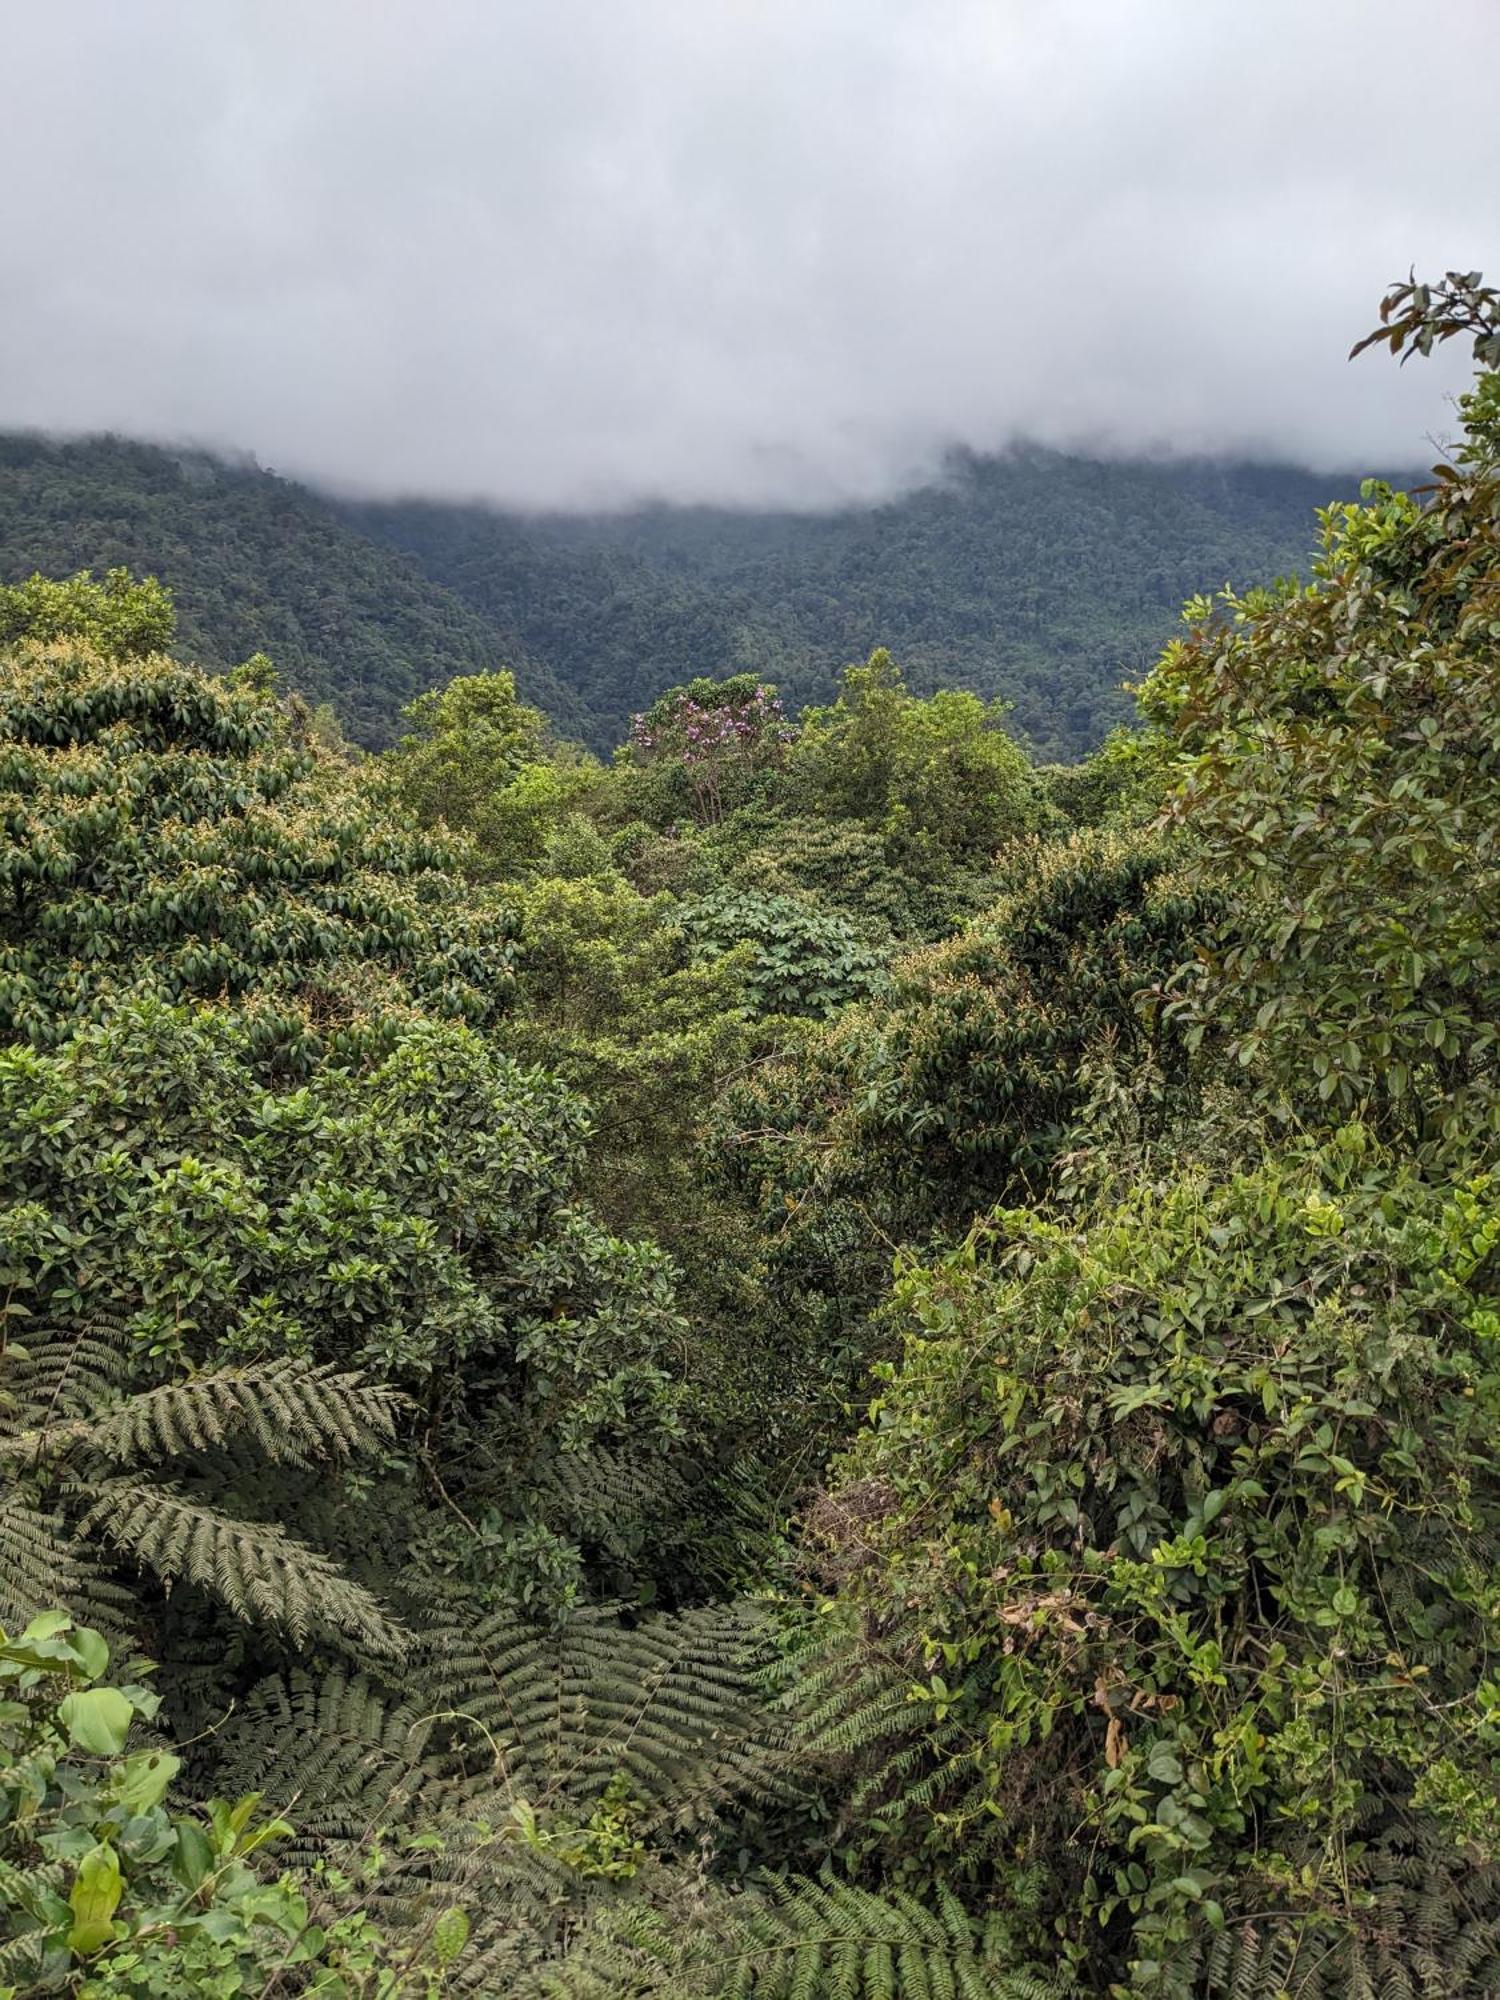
[629,674,796,825]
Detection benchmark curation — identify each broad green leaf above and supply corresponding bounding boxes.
[172,1820,214,1893]
[67,1841,122,1956]
[58,1687,134,1756]
[21,1609,73,1642]
[113,1749,180,1816]
[434,1906,470,1966]
[68,1627,110,1680]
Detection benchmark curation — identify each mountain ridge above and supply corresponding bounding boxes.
[0,428,1393,760]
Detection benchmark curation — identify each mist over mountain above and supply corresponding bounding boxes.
[2,2,1494,509]
[0,428,1386,758]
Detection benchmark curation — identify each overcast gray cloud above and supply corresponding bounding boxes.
[1,0,1496,509]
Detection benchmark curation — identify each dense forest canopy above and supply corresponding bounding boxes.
[0,429,1386,762]
[1,271,1499,1998]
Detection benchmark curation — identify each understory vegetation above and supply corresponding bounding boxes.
[2,274,1498,1997]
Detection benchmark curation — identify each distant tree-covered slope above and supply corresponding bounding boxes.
[0,431,581,744]
[352,449,1387,760]
[0,429,1390,760]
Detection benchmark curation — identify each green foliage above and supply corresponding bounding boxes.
[1142,470,1500,1150]
[669,1876,1062,1999]
[384,671,593,873]
[767,298,1500,1998]
[411,1598,782,1830]
[0,638,519,1046]
[0,628,708,1663]
[789,650,1048,870]
[713,829,1211,1275]
[0,1609,414,1997]
[1,276,1490,1999]
[0,1315,404,1655]
[678,886,890,1020]
[351,450,1372,761]
[212,1601,790,1994]
[0,998,689,1631]
[703,809,977,941]
[1183,1814,1500,1995]
[497,860,748,1236]
[0,433,580,746]
[1350,267,1500,373]
[627,676,795,828]
[1040,726,1173,831]
[0,569,174,662]
[802,1136,1500,1988]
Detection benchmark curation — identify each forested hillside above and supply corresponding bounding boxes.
[2,272,1498,1999]
[353,452,1377,759]
[0,429,1377,764]
[0,433,582,745]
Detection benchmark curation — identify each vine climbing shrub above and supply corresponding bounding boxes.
[803,1129,1500,1991]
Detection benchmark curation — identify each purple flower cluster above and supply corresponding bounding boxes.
[630,684,793,769]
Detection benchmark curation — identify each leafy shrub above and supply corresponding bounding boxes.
[678,886,890,1020]
[0,639,516,1047]
[498,864,746,1232]
[788,648,1049,868]
[0,999,688,1642]
[0,568,175,663]
[627,675,794,828]
[1142,325,1500,1151]
[0,1609,420,1996]
[801,1131,1500,1990]
[713,828,1213,1265]
[382,669,596,874]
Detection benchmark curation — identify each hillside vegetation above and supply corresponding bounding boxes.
[0,429,1375,761]
[0,270,1497,1998]
[358,451,1369,759]
[0,433,581,746]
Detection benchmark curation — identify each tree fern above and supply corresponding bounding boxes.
[82,1356,403,1467]
[205,1595,796,1992]
[82,1478,404,1655]
[1183,1817,1500,1999]
[0,1491,90,1628]
[513,1877,1064,2000]
[0,1317,128,1427]
[212,1668,442,1851]
[0,1325,405,1656]
[692,1879,1060,2000]
[778,1606,1008,1874]
[427,1597,789,1828]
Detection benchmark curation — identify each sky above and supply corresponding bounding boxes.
[2,0,1497,511]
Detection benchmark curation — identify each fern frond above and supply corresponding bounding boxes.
[0,1927,48,1992]
[694,1876,1060,2000]
[523,1443,691,1565]
[81,1478,406,1657]
[430,1598,787,1824]
[1,1316,128,1429]
[783,1610,1015,1868]
[1188,1814,1500,1997]
[0,1488,131,1636]
[213,1669,440,1847]
[86,1357,404,1467]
